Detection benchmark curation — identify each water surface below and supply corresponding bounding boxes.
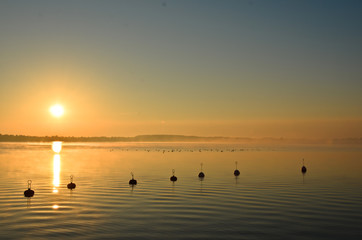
[0,142,361,239]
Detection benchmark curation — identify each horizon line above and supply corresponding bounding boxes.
[0,133,361,144]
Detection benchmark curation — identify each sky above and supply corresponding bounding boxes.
[0,0,361,139]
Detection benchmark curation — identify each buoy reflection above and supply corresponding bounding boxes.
[53,154,61,193]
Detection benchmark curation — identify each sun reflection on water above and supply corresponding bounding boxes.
[53,154,61,193]
[52,141,62,153]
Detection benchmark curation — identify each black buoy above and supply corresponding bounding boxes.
[170,169,177,181]
[67,175,76,189]
[129,172,137,185]
[24,180,34,197]
[198,163,205,178]
[301,159,307,174]
[234,161,240,176]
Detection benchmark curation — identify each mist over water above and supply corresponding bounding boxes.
[0,142,361,239]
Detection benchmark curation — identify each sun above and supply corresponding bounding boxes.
[50,104,64,118]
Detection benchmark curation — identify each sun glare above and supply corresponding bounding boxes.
[50,104,64,118]
[52,141,62,153]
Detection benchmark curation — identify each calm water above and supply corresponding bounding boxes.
[0,142,361,240]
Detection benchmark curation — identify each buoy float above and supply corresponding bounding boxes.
[170,169,177,181]
[301,159,307,174]
[129,172,137,185]
[234,161,240,176]
[24,180,34,197]
[198,163,205,178]
[67,175,76,189]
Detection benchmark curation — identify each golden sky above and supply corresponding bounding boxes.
[1,1,361,139]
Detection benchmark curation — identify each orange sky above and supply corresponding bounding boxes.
[1,1,361,139]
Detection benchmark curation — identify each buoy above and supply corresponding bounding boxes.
[129,172,137,185]
[198,163,205,178]
[67,175,76,189]
[24,180,34,197]
[301,159,307,174]
[234,161,240,176]
[170,169,177,181]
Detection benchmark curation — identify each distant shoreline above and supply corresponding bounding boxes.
[0,134,361,145]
